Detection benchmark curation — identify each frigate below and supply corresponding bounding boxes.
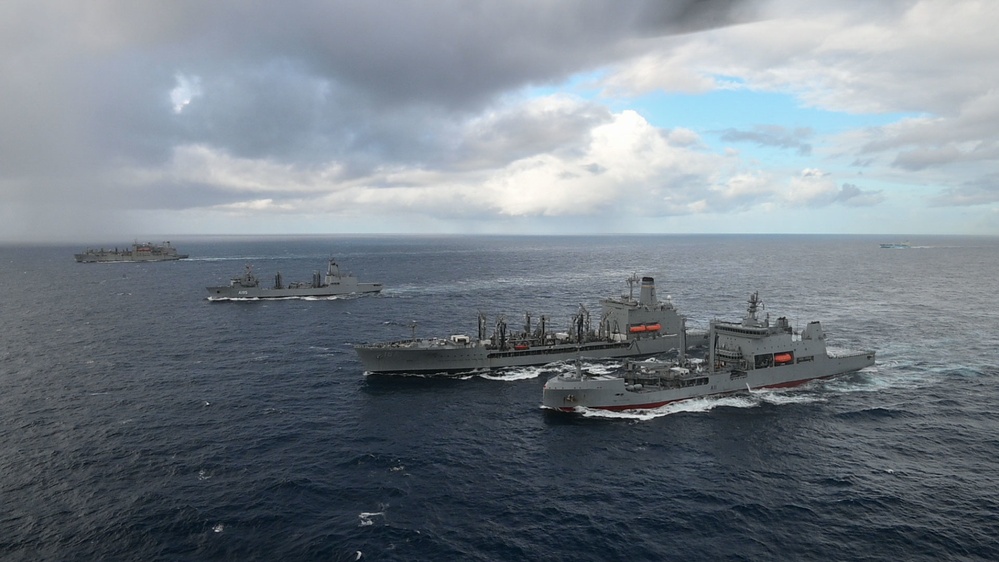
[354,275,705,375]
[542,291,875,411]
[75,241,188,263]
[207,258,382,300]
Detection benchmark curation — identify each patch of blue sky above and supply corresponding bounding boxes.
[527,71,915,134]
[624,89,912,135]
[520,69,606,102]
[521,74,921,170]
[641,92,918,172]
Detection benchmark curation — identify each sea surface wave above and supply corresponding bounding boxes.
[2,234,998,560]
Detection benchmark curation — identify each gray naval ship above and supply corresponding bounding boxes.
[75,241,188,263]
[207,258,382,300]
[542,291,876,412]
[354,275,705,375]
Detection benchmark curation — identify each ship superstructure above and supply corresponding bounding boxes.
[354,275,699,375]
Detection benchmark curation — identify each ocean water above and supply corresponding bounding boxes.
[2,234,998,561]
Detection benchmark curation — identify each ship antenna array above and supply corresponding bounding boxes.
[626,273,639,301]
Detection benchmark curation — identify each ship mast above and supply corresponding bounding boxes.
[626,273,640,302]
[742,291,770,328]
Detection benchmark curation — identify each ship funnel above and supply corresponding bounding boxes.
[639,277,656,306]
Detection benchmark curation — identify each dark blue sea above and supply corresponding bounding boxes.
[2,234,998,561]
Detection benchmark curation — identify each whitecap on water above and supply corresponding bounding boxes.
[547,359,626,376]
[572,395,743,421]
[823,369,886,393]
[479,366,545,381]
[752,388,825,406]
[578,362,623,375]
[358,511,384,527]
[572,387,825,421]
[826,363,943,394]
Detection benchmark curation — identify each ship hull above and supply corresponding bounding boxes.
[74,253,188,263]
[206,283,382,299]
[542,352,875,411]
[354,335,684,375]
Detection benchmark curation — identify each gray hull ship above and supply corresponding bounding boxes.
[542,292,876,411]
[207,258,382,300]
[75,241,188,263]
[354,275,701,375]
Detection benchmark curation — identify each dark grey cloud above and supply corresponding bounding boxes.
[0,0,761,189]
[127,181,321,211]
[716,125,813,155]
[243,1,760,108]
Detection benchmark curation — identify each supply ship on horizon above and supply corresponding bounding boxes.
[207,258,382,300]
[74,241,188,263]
[354,275,704,375]
[542,292,876,412]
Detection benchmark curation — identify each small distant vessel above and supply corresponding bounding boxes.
[75,241,188,263]
[542,291,876,412]
[354,275,705,375]
[879,241,911,249]
[207,258,382,300]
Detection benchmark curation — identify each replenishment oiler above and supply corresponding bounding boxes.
[542,292,876,412]
[354,275,703,375]
[74,241,188,263]
[207,258,382,300]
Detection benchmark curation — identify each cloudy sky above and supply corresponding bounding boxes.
[2,0,997,242]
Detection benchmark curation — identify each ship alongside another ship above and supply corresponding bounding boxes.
[542,292,876,412]
[207,258,382,300]
[75,241,188,263]
[354,275,703,375]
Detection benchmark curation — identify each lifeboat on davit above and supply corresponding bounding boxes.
[628,325,647,333]
[644,323,661,332]
[774,353,793,365]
